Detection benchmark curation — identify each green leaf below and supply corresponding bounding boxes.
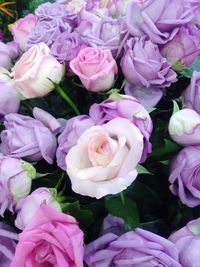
[151,139,180,158]
[147,108,157,113]
[21,161,36,179]
[160,160,170,166]
[105,196,139,229]
[62,201,94,230]
[136,164,152,175]
[172,60,185,72]
[180,56,200,78]
[35,172,52,179]
[172,100,179,115]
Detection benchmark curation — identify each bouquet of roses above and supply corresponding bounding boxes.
[1,0,200,266]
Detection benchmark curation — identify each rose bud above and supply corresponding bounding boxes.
[168,109,200,146]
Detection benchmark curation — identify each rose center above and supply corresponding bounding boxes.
[35,242,56,265]
[87,133,118,166]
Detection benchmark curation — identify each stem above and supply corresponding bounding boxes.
[120,192,125,206]
[53,82,80,115]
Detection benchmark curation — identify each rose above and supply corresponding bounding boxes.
[183,71,200,113]
[0,156,36,216]
[70,47,118,92]
[89,94,153,162]
[168,109,200,146]
[57,115,95,170]
[35,2,78,28]
[10,14,38,52]
[27,19,72,48]
[66,117,143,199]
[82,17,128,57]
[11,204,84,267]
[124,83,163,108]
[0,107,61,164]
[0,222,18,266]
[169,218,200,267]
[15,187,61,230]
[85,228,181,267]
[75,9,101,34]
[169,146,200,207]
[126,0,193,44]
[161,25,200,67]
[190,0,200,26]
[0,41,19,69]
[0,80,20,119]
[121,37,177,89]
[12,43,63,99]
[51,32,86,63]
[66,0,87,13]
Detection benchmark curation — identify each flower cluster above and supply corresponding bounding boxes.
[0,0,200,266]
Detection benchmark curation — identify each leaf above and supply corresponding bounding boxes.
[136,164,152,175]
[172,60,185,72]
[180,56,200,78]
[160,160,170,166]
[150,139,180,158]
[35,172,52,179]
[147,108,157,113]
[62,201,95,230]
[105,196,139,229]
[172,100,179,115]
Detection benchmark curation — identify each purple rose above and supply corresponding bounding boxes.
[121,37,177,89]
[0,80,20,118]
[56,115,95,170]
[0,108,61,164]
[125,83,163,108]
[169,218,200,267]
[126,0,193,44]
[169,146,200,207]
[35,2,78,28]
[0,222,18,266]
[51,32,86,63]
[85,228,181,266]
[27,19,71,48]
[0,41,19,69]
[82,17,128,57]
[161,25,200,67]
[184,71,200,113]
[0,156,35,216]
[89,94,153,162]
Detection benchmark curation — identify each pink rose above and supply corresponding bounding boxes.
[11,204,84,267]
[12,43,63,99]
[10,14,38,52]
[70,47,118,92]
[66,117,143,198]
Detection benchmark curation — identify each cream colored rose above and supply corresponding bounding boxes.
[12,43,63,99]
[66,118,143,198]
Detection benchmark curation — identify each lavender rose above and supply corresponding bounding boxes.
[170,218,200,267]
[89,94,153,162]
[184,71,200,113]
[85,228,181,266]
[0,108,61,164]
[0,156,36,216]
[0,80,20,118]
[169,146,200,207]
[56,115,95,170]
[0,41,19,69]
[27,19,71,48]
[0,222,18,266]
[125,83,163,108]
[35,2,78,28]
[126,0,193,44]
[161,24,200,67]
[82,17,128,57]
[51,32,86,63]
[121,37,177,89]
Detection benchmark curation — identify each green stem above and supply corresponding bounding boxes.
[120,192,125,206]
[53,82,80,115]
